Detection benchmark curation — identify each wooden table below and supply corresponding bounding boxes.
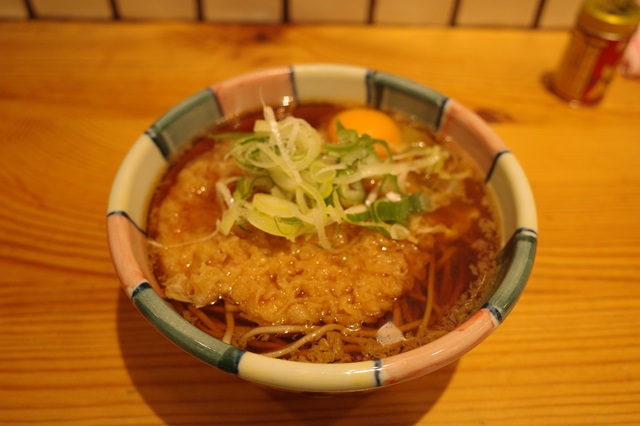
[1,21,639,425]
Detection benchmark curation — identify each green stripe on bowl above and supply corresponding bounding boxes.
[147,88,222,160]
[487,230,537,321]
[132,283,243,375]
[367,71,448,132]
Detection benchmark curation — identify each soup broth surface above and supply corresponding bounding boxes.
[147,103,501,363]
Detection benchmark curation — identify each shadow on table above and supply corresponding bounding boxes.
[117,290,457,425]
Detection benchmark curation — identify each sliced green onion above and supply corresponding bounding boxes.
[407,192,431,214]
[371,198,407,223]
[370,193,433,225]
[309,160,340,183]
[337,180,365,207]
[252,193,301,219]
[344,204,370,222]
[218,204,244,234]
[389,224,411,240]
[246,209,299,241]
[214,104,446,248]
[379,174,401,194]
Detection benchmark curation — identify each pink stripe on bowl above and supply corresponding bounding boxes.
[107,213,162,298]
[438,99,508,177]
[212,67,294,116]
[379,308,498,386]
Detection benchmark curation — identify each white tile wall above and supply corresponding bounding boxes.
[0,0,595,28]
[117,0,198,20]
[30,0,113,19]
[288,0,369,24]
[203,0,282,23]
[0,0,28,18]
[456,0,539,27]
[373,0,455,25]
[538,0,583,28]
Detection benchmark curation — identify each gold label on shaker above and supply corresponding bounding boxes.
[553,28,627,105]
[551,0,640,106]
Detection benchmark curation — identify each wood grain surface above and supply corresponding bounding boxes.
[1,21,639,425]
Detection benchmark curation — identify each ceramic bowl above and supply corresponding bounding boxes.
[107,64,537,393]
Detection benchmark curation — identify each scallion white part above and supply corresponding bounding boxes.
[213,105,447,248]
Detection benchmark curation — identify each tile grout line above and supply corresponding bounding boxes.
[23,0,35,18]
[450,0,462,26]
[196,0,204,21]
[532,0,547,28]
[110,0,120,20]
[369,0,376,24]
[282,0,289,23]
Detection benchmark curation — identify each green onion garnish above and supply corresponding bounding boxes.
[214,105,447,249]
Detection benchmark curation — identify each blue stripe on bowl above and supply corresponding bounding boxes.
[287,65,297,99]
[482,302,504,323]
[131,280,152,298]
[132,284,244,375]
[367,71,449,132]
[487,228,537,322]
[374,358,383,387]
[485,149,511,184]
[107,210,146,236]
[147,88,222,160]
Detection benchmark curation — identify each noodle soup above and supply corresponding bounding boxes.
[147,103,501,363]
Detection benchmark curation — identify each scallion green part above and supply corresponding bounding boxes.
[213,105,447,249]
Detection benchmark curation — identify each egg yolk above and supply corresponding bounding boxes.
[328,108,402,157]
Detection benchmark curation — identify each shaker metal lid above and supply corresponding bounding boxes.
[579,0,640,37]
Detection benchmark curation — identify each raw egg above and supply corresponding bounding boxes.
[328,108,402,154]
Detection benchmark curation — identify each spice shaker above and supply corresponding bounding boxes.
[551,0,640,106]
